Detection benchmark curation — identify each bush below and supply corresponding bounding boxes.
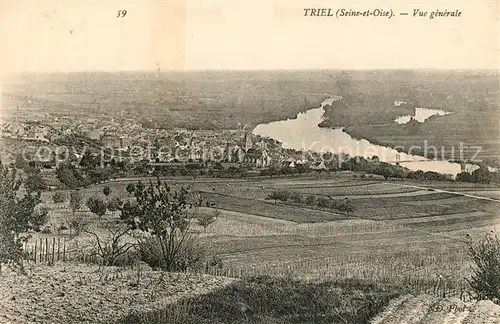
[121,179,208,272]
[0,162,47,270]
[305,195,316,205]
[85,225,136,266]
[52,191,66,204]
[196,209,219,231]
[107,197,123,212]
[86,196,107,221]
[467,233,500,303]
[316,197,330,208]
[289,192,303,204]
[266,190,290,203]
[68,213,85,236]
[137,236,205,272]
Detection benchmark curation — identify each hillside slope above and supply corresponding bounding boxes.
[372,294,500,324]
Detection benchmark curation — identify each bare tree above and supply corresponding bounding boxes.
[120,179,205,271]
[84,223,135,266]
[196,209,220,232]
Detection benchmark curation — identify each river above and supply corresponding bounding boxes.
[252,96,466,176]
[395,107,452,124]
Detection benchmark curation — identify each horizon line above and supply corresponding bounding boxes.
[5,67,500,75]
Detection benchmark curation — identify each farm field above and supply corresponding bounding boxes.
[0,263,235,324]
[33,173,500,302]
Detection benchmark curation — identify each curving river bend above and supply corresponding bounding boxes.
[253,96,466,176]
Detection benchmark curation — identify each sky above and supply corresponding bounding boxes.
[0,0,499,74]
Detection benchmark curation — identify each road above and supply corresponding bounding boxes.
[393,183,500,203]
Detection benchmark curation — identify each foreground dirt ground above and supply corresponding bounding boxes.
[371,294,500,324]
[0,262,236,324]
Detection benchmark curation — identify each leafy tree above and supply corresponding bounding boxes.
[305,195,316,205]
[103,185,111,197]
[456,171,472,182]
[467,233,500,302]
[56,163,83,189]
[472,166,493,184]
[68,213,86,237]
[266,190,280,204]
[80,151,99,169]
[69,190,83,216]
[52,191,66,204]
[266,190,290,204]
[289,192,303,204]
[68,190,83,233]
[196,209,220,232]
[316,197,331,208]
[87,168,111,184]
[120,179,204,271]
[106,197,123,218]
[25,169,47,192]
[374,162,394,180]
[86,197,107,221]
[337,197,355,215]
[126,183,135,195]
[0,162,48,270]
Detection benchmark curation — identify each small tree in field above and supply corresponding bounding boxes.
[106,197,123,214]
[86,197,107,222]
[103,185,111,197]
[70,191,82,216]
[83,223,135,266]
[52,191,66,204]
[196,209,220,232]
[126,183,135,195]
[467,232,500,303]
[266,190,280,205]
[120,179,204,271]
[0,162,48,270]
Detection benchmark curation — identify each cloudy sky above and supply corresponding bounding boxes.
[0,0,498,74]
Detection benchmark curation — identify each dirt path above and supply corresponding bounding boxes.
[0,263,236,324]
[371,294,500,324]
[393,183,500,203]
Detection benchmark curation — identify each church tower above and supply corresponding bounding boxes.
[244,132,253,152]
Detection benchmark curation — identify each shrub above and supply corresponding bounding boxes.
[467,233,500,303]
[126,183,136,195]
[137,235,205,272]
[41,227,52,234]
[52,191,66,204]
[316,197,330,208]
[107,197,123,212]
[305,195,316,205]
[266,190,290,204]
[289,192,303,204]
[103,185,111,197]
[85,225,136,266]
[86,196,107,221]
[69,190,83,216]
[196,209,219,232]
[0,162,47,270]
[121,179,207,272]
[68,213,85,236]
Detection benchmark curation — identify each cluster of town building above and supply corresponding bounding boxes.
[0,117,277,169]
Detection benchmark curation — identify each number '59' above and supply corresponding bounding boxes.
[117,10,127,18]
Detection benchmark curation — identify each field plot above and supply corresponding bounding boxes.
[200,192,349,223]
[291,182,422,197]
[460,190,500,200]
[192,177,500,298]
[34,176,500,302]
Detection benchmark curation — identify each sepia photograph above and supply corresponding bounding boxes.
[0,0,499,323]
